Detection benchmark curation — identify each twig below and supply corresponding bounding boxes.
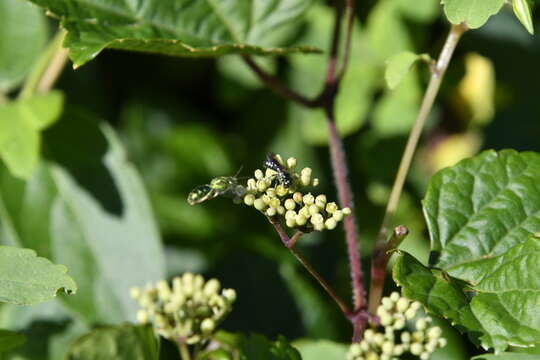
[19,29,68,99]
[177,342,191,360]
[369,23,468,312]
[269,219,351,315]
[242,56,317,107]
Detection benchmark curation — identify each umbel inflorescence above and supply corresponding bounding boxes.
[187,153,351,232]
[347,292,446,360]
[131,273,236,344]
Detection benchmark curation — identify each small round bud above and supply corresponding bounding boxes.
[204,279,221,297]
[194,275,204,290]
[222,288,236,302]
[349,343,362,356]
[276,185,289,196]
[157,280,171,300]
[315,194,327,208]
[325,202,338,213]
[201,318,216,334]
[277,206,285,215]
[412,331,425,342]
[438,338,447,347]
[266,188,276,197]
[309,204,320,215]
[310,213,324,225]
[396,297,410,312]
[382,341,394,354]
[333,210,344,221]
[269,198,280,208]
[244,194,255,206]
[265,168,277,178]
[389,292,400,302]
[377,306,388,318]
[342,207,352,215]
[298,206,310,218]
[303,193,315,205]
[410,343,423,355]
[381,297,394,310]
[130,287,141,299]
[255,169,264,179]
[284,199,296,210]
[137,309,148,324]
[287,157,297,168]
[295,214,307,226]
[285,210,297,220]
[293,192,303,204]
[312,178,320,186]
[400,332,411,343]
[266,207,277,217]
[373,333,385,346]
[325,218,337,230]
[393,345,404,356]
[393,318,405,330]
[380,313,393,326]
[286,218,297,228]
[254,198,266,211]
[411,301,422,310]
[420,352,430,360]
[257,180,268,192]
[313,223,325,231]
[416,318,428,331]
[364,329,375,340]
[360,339,370,351]
[301,167,312,177]
[427,326,442,339]
[366,352,378,360]
[247,178,257,190]
[405,308,417,319]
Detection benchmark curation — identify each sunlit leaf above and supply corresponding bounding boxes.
[472,353,540,360]
[0,329,25,353]
[441,0,505,29]
[27,0,318,67]
[0,246,76,305]
[512,0,535,35]
[384,51,423,90]
[293,339,348,360]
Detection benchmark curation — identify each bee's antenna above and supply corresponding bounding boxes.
[234,165,243,178]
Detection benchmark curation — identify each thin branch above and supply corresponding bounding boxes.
[242,56,318,107]
[269,219,351,315]
[19,29,68,99]
[336,0,356,80]
[177,342,191,360]
[369,23,468,312]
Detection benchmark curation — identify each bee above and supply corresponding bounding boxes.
[263,153,293,187]
[187,174,246,205]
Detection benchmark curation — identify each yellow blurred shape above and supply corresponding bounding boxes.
[431,132,482,172]
[457,53,496,126]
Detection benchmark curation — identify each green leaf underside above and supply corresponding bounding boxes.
[512,0,535,35]
[385,51,421,89]
[0,246,76,305]
[0,91,64,179]
[396,150,540,351]
[27,0,319,67]
[442,0,505,28]
[0,329,26,353]
[472,353,540,360]
[67,324,159,360]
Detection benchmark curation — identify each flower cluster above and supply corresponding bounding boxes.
[242,154,351,231]
[347,292,446,360]
[130,273,236,344]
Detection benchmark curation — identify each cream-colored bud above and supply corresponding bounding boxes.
[204,279,221,297]
[410,343,423,355]
[286,218,297,228]
[382,341,394,354]
[416,318,428,331]
[380,354,391,360]
[293,192,303,204]
[393,345,404,356]
[360,339,370,351]
[381,297,394,310]
[380,313,393,326]
[194,275,204,290]
[377,306,388,318]
[182,272,194,286]
[261,194,271,204]
[366,352,378,360]
[389,292,400,302]
[342,207,351,215]
[223,288,237,302]
[333,210,344,221]
[298,206,310,218]
[393,318,405,330]
[315,194,327,208]
[172,277,182,292]
[301,175,311,187]
[130,287,141,299]
[427,326,442,339]
[309,204,320,215]
[278,205,285,215]
[137,309,148,323]
[266,188,276,197]
[438,338,447,347]
[310,213,324,225]
[265,168,277,178]
[284,199,296,210]
[325,218,337,230]
[244,194,255,206]
[285,210,297,220]
[313,223,324,231]
[269,198,280,208]
[420,352,430,360]
[349,343,362,356]
[364,329,375,340]
[412,331,425,342]
[247,178,257,190]
[373,333,385,346]
[287,157,297,168]
[254,198,266,211]
[400,331,411,343]
[157,280,171,300]
[411,301,422,310]
[201,318,216,334]
[295,214,307,226]
[257,180,268,192]
[325,202,338,213]
[301,167,312,177]
[425,341,437,353]
[266,207,277,217]
[276,185,289,196]
[405,308,417,319]
[255,169,264,180]
[396,297,410,312]
[303,193,315,205]
[312,178,319,186]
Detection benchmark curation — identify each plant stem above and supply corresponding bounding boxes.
[19,29,68,99]
[242,56,317,107]
[177,342,191,360]
[269,219,351,315]
[368,23,468,313]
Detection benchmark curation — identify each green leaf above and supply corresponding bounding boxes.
[472,353,540,360]
[0,91,64,179]
[27,0,318,67]
[384,51,423,90]
[0,0,47,93]
[67,324,159,360]
[441,0,505,29]
[0,246,76,305]
[512,0,535,35]
[0,329,25,353]
[240,334,302,360]
[293,340,348,360]
[396,0,440,23]
[396,150,540,351]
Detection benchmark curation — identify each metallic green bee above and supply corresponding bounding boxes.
[187,176,246,205]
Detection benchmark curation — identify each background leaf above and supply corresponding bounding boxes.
[384,51,422,90]
[66,324,159,360]
[0,91,64,179]
[472,353,540,360]
[442,0,505,29]
[512,0,535,35]
[0,0,47,93]
[240,334,301,360]
[0,246,76,305]
[0,329,26,353]
[27,0,317,67]
[293,339,348,360]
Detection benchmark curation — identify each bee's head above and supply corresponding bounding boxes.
[210,176,233,190]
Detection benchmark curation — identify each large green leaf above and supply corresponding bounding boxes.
[67,324,159,360]
[27,0,317,67]
[0,91,64,179]
[441,0,505,29]
[0,246,76,305]
[240,334,301,360]
[0,0,47,93]
[394,150,540,351]
[472,354,540,360]
[293,340,348,360]
[0,329,26,353]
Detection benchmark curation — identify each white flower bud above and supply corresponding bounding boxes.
[393,345,404,356]
[342,207,351,215]
[396,297,410,313]
[130,287,141,299]
[269,198,280,208]
[382,341,394,354]
[254,198,266,211]
[313,223,324,231]
[315,194,327,208]
[416,318,428,331]
[265,168,277,178]
[201,318,216,334]
[333,210,344,221]
[310,213,324,225]
[285,199,296,210]
[301,167,312,177]
[222,288,236,302]
[293,192,303,204]
[381,297,394,310]
[325,218,337,230]
[255,169,264,180]
[377,306,388,318]
[400,331,411,343]
[312,178,319,186]
[373,333,385,346]
[360,339,370,351]
[247,178,257,190]
[287,157,297,168]
[137,309,148,324]
[405,308,417,319]
[393,318,405,330]
[286,218,297,228]
[349,343,362,356]
[244,194,255,206]
[298,206,310,218]
[309,204,320,215]
[412,331,425,342]
[366,352,378,360]
[285,210,296,220]
[203,279,221,297]
[427,326,442,339]
[157,280,171,300]
[438,338,447,347]
[420,352,430,360]
[326,202,338,213]
[389,292,400,302]
[295,214,307,226]
[364,329,375,340]
[257,180,268,192]
[410,342,423,355]
[303,193,315,205]
[277,206,285,215]
[266,207,277,217]
[380,313,393,326]
[411,301,422,310]
[276,185,289,196]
